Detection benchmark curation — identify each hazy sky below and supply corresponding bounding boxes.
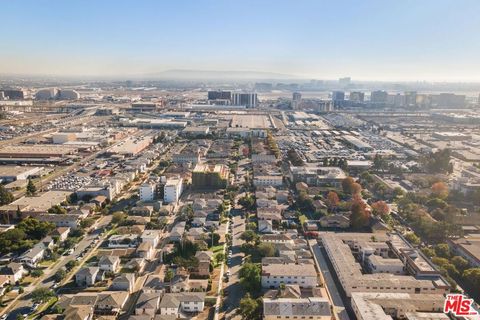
[1,0,480,81]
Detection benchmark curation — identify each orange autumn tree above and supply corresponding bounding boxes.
[350,198,370,228]
[431,181,449,200]
[371,201,390,218]
[326,191,340,212]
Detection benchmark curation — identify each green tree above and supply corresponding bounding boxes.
[65,260,78,271]
[238,293,262,320]
[238,195,256,211]
[421,247,435,258]
[434,243,450,258]
[80,218,96,229]
[164,269,174,282]
[463,268,480,289]
[17,217,55,240]
[112,211,126,224]
[240,230,259,244]
[451,256,469,272]
[0,185,14,205]
[30,287,55,304]
[26,178,37,196]
[53,269,66,282]
[239,263,261,294]
[48,205,67,215]
[30,269,44,277]
[257,242,275,257]
[216,252,225,263]
[405,232,420,245]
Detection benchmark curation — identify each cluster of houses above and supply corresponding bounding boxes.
[56,222,211,319]
[255,186,289,233]
[259,232,332,319]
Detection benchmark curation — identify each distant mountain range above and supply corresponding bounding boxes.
[143,69,300,80]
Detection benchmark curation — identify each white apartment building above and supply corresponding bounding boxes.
[163,178,183,204]
[367,255,405,275]
[351,292,447,320]
[320,233,450,298]
[261,263,317,289]
[253,175,283,187]
[139,182,156,202]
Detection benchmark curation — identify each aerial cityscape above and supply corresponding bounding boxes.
[1,1,480,320]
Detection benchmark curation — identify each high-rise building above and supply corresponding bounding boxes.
[405,91,417,107]
[349,91,365,102]
[430,93,465,108]
[292,92,302,110]
[387,93,406,107]
[208,90,231,101]
[332,91,345,101]
[231,92,258,108]
[370,90,388,104]
[331,91,345,108]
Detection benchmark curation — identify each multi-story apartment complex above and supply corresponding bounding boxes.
[163,178,183,204]
[261,263,317,289]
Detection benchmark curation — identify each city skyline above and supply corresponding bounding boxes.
[1,0,480,81]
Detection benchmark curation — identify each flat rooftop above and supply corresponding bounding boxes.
[0,165,42,177]
[230,114,273,129]
[0,190,72,213]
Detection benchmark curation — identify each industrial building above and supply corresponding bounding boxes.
[0,166,43,182]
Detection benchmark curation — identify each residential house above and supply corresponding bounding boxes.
[159,292,205,316]
[258,220,273,233]
[52,227,70,242]
[141,230,161,248]
[261,234,295,246]
[169,222,186,242]
[0,262,25,283]
[125,258,146,273]
[186,228,205,242]
[41,236,55,250]
[135,291,161,316]
[98,255,121,272]
[319,214,350,229]
[95,291,129,315]
[63,305,94,320]
[108,234,139,248]
[37,213,81,229]
[137,242,155,260]
[110,273,136,293]
[76,267,102,287]
[131,206,154,217]
[193,251,213,277]
[19,244,45,267]
[191,217,206,228]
